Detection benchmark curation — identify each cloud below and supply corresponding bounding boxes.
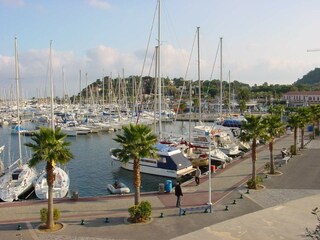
[85,45,141,77]
[85,0,111,9]
[0,0,25,7]
[0,48,80,98]
[0,43,314,99]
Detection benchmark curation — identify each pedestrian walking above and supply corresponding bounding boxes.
[175,181,183,207]
[195,166,201,185]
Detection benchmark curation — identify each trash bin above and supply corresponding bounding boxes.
[73,191,79,200]
[165,180,172,193]
[158,183,165,193]
[308,125,313,132]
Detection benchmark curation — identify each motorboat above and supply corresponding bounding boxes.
[218,143,242,157]
[111,143,196,179]
[34,166,69,200]
[107,181,130,194]
[11,125,29,135]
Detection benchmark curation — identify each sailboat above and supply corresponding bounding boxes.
[33,41,70,200]
[0,37,38,202]
[34,166,69,199]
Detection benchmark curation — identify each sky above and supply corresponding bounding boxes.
[1,0,320,99]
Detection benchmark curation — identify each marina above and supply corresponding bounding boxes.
[0,120,192,200]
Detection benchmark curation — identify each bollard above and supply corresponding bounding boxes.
[160,212,164,218]
[73,191,79,200]
[80,219,85,225]
[105,218,109,223]
[240,194,243,199]
[224,206,229,211]
[233,200,237,205]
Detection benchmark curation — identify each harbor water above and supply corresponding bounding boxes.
[0,121,192,199]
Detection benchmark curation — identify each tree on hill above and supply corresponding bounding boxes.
[295,68,320,85]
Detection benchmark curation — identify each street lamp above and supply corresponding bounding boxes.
[205,131,212,206]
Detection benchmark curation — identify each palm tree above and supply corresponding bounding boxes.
[268,105,285,120]
[112,123,158,205]
[25,127,74,230]
[309,105,320,139]
[287,112,301,155]
[297,107,311,149]
[262,114,285,174]
[239,115,267,189]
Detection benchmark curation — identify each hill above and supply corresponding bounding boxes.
[295,68,320,85]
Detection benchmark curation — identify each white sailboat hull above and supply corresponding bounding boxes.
[34,167,69,200]
[0,163,37,202]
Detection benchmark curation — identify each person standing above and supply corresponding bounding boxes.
[175,181,183,207]
[195,166,201,185]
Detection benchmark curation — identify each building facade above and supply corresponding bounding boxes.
[283,91,320,107]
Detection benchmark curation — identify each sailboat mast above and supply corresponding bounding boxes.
[219,37,223,119]
[102,70,105,105]
[50,40,55,131]
[228,70,231,116]
[157,0,162,138]
[79,70,82,105]
[197,27,201,123]
[14,37,22,161]
[85,72,88,105]
[154,46,158,133]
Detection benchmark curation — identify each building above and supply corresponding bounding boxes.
[283,91,320,107]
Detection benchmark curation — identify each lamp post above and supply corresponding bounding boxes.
[205,131,212,206]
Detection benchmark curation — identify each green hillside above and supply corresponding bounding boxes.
[295,68,320,85]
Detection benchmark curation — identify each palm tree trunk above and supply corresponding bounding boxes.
[269,140,275,174]
[301,127,305,149]
[133,158,141,205]
[46,162,55,229]
[293,127,297,155]
[251,139,257,189]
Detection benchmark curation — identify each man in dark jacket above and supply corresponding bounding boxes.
[175,181,183,207]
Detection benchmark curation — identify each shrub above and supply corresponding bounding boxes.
[40,208,61,223]
[40,208,47,223]
[128,201,152,223]
[54,208,61,222]
[247,176,263,189]
[290,144,296,155]
[306,207,320,239]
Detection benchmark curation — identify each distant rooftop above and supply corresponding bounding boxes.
[284,91,320,95]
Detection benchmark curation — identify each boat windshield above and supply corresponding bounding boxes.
[12,169,23,180]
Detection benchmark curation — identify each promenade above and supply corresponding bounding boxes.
[1,133,320,240]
